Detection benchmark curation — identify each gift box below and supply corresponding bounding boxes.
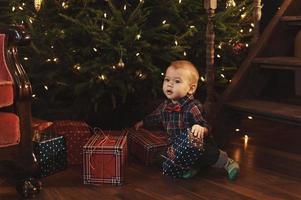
[127,128,168,166]
[162,130,205,178]
[31,118,53,141]
[83,130,128,186]
[33,131,67,177]
[51,120,93,165]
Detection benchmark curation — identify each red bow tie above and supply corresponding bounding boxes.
[165,104,181,112]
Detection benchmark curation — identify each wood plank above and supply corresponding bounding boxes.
[225,99,301,124]
[253,57,301,70]
[281,16,301,25]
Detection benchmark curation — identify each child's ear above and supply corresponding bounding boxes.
[188,83,197,94]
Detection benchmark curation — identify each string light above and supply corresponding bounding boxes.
[226,0,236,8]
[174,40,178,46]
[249,28,253,32]
[12,6,15,12]
[62,2,69,9]
[123,4,127,11]
[53,58,59,62]
[178,0,182,3]
[34,0,43,12]
[251,23,255,27]
[44,85,48,90]
[220,74,225,78]
[136,53,140,56]
[104,13,107,18]
[248,116,253,120]
[101,21,104,31]
[235,128,240,132]
[136,34,141,40]
[19,6,24,10]
[241,13,246,19]
[23,57,29,61]
[32,94,36,98]
[93,47,98,52]
[162,20,167,24]
[200,76,205,82]
[240,29,244,33]
[161,73,164,76]
[46,58,51,62]
[183,51,187,56]
[217,54,221,58]
[98,74,106,81]
[73,63,81,70]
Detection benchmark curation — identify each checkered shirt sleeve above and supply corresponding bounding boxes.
[189,101,210,131]
[143,102,165,129]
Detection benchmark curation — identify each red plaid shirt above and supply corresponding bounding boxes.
[143,95,209,143]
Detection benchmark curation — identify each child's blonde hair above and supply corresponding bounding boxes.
[169,60,200,85]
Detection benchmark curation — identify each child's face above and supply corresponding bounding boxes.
[162,66,195,102]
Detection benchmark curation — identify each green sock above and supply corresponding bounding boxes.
[182,168,199,179]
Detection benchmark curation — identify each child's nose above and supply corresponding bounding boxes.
[167,82,173,87]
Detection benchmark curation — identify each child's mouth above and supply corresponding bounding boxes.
[166,90,172,95]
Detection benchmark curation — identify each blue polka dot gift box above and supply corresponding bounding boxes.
[162,130,205,178]
[33,131,67,178]
[127,128,168,166]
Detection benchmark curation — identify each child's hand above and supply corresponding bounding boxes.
[191,124,208,139]
[134,120,144,130]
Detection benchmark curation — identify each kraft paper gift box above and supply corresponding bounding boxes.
[83,130,128,186]
[51,120,93,165]
[33,131,67,177]
[127,128,168,166]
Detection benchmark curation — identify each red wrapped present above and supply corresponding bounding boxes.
[31,118,53,141]
[51,120,93,165]
[83,130,127,186]
[127,128,168,166]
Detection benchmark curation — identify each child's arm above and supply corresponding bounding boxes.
[134,103,164,130]
[189,101,211,138]
[191,124,208,138]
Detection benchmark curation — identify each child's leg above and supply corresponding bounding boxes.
[211,150,240,180]
[197,137,240,180]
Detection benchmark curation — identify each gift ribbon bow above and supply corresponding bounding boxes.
[165,103,181,112]
[89,127,116,171]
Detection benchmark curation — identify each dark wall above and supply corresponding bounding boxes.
[260,0,284,32]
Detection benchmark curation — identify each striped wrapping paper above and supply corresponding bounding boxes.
[83,130,127,186]
[127,128,168,166]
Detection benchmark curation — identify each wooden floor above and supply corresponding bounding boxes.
[1,118,301,200]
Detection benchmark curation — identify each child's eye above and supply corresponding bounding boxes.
[164,77,170,82]
[175,80,181,83]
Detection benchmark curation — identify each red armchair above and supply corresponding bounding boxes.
[0,26,41,197]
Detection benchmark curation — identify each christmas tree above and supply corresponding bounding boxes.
[0,0,253,127]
